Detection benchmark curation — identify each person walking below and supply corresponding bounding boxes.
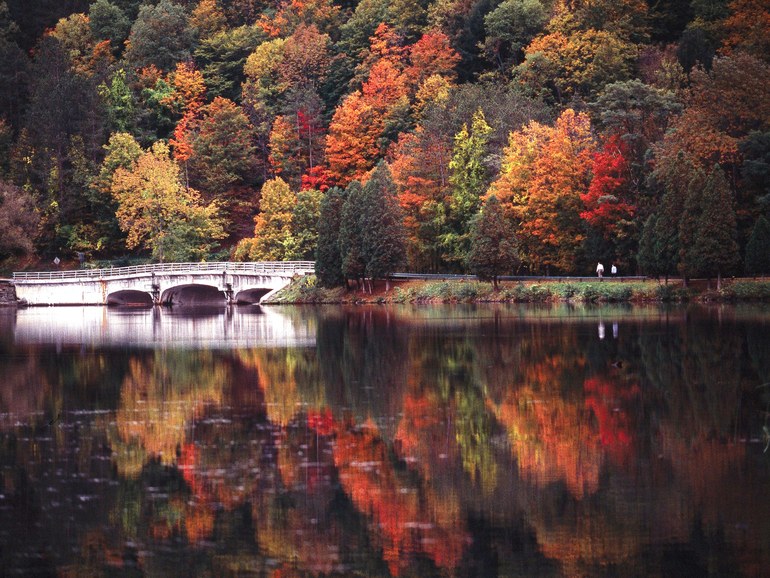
[596,262,604,278]
[611,264,617,276]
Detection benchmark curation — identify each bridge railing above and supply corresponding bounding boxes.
[12,261,315,281]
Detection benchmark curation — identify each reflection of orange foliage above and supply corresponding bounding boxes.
[115,356,225,472]
[334,421,468,576]
[532,508,642,574]
[583,376,639,466]
[395,392,442,463]
[490,385,603,499]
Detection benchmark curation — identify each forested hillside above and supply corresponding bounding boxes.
[1,0,769,281]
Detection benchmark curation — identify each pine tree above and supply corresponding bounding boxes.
[678,167,707,282]
[745,215,770,277]
[315,186,347,287]
[692,165,740,289]
[339,180,366,286]
[637,214,659,278]
[360,161,407,290]
[467,195,519,289]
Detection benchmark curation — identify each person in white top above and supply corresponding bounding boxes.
[596,262,604,278]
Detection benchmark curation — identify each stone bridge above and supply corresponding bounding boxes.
[12,261,314,306]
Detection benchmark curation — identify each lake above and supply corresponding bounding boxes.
[1,303,769,577]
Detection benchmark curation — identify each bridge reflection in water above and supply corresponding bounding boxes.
[11,305,315,348]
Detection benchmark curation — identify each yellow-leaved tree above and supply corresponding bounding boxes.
[110,141,225,262]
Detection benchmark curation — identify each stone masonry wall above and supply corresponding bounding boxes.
[0,280,18,305]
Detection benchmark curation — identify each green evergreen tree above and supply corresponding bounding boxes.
[745,215,770,277]
[637,213,660,278]
[692,164,740,288]
[360,161,407,289]
[339,180,366,285]
[315,186,346,287]
[467,195,519,289]
[651,192,682,283]
[678,167,707,282]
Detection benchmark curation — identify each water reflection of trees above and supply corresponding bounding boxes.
[2,305,770,576]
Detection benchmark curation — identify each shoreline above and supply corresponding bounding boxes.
[266,276,770,305]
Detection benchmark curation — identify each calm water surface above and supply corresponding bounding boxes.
[1,303,769,577]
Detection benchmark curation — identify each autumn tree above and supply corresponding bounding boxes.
[325,91,377,186]
[514,28,639,104]
[0,178,39,261]
[580,135,637,266]
[720,0,770,62]
[86,131,143,254]
[489,109,596,274]
[110,141,225,262]
[405,29,460,88]
[590,79,682,211]
[184,97,257,235]
[269,90,327,189]
[467,195,519,288]
[291,188,323,260]
[189,0,226,40]
[390,124,452,271]
[445,108,492,269]
[653,53,770,192]
[234,177,296,261]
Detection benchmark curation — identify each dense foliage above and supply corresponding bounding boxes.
[1,0,769,282]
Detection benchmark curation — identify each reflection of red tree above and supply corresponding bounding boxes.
[583,376,639,466]
[334,420,468,576]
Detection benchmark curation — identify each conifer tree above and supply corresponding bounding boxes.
[339,180,366,286]
[637,214,660,278]
[678,167,707,282]
[315,186,346,287]
[360,161,407,290]
[745,215,770,277]
[467,195,519,289]
[692,164,740,288]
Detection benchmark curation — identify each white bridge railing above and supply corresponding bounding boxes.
[12,261,315,281]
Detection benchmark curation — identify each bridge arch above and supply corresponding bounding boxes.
[160,284,227,306]
[107,290,153,306]
[234,288,272,304]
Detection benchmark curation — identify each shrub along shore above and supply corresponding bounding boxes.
[267,276,770,305]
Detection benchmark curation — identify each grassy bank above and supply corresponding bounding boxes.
[267,275,770,304]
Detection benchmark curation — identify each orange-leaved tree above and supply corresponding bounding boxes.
[488,109,595,273]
